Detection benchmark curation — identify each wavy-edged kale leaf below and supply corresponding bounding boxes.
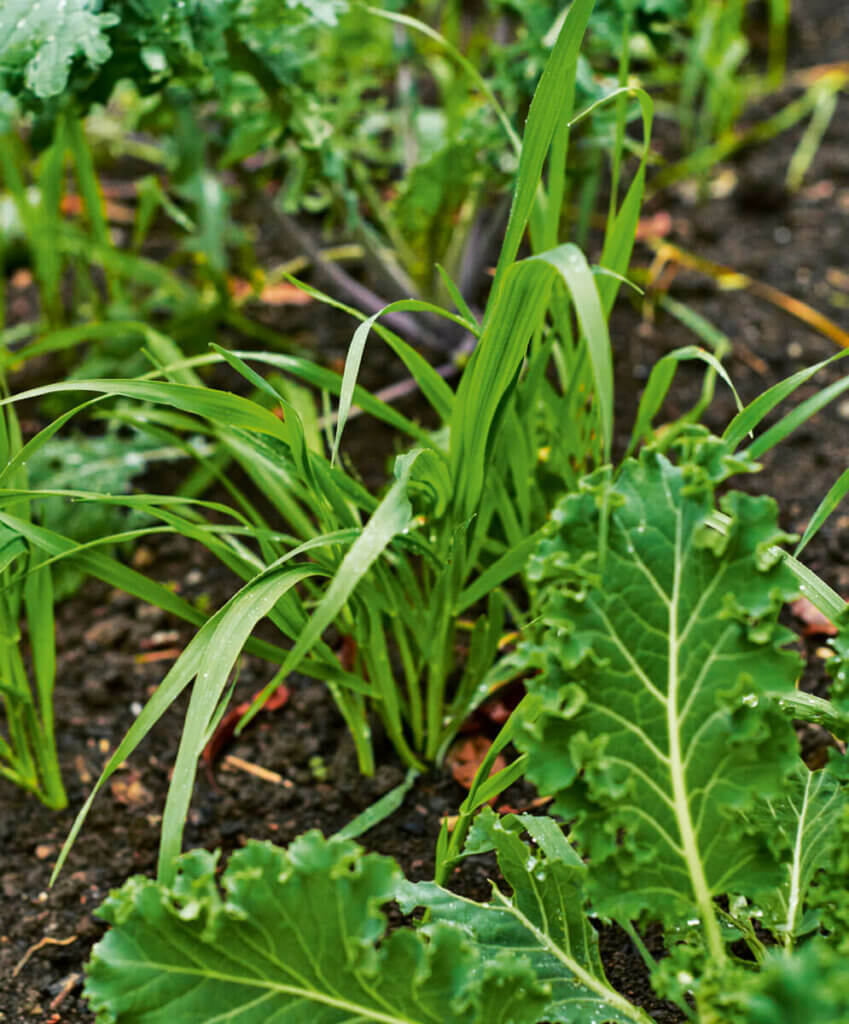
[517,446,804,960]
[0,0,119,99]
[402,806,654,1024]
[85,831,550,1024]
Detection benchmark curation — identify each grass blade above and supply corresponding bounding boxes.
[238,448,427,730]
[723,350,849,451]
[493,0,594,284]
[158,565,317,882]
[794,465,849,557]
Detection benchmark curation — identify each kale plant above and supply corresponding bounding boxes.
[81,434,849,1022]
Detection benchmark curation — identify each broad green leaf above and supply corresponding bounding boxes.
[518,446,804,961]
[403,808,652,1024]
[85,834,550,1024]
[702,940,849,1024]
[0,0,118,98]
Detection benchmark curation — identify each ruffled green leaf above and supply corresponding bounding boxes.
[402,807,652,1024]
[85,833,550,1024]
[518,446,803,960]
[0,0,118,98]
[701,940,849,1024]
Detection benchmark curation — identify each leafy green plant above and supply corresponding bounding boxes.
[81,431,849,1023]
[83,831,552,1024]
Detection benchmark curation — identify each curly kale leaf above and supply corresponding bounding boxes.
[0,0,118,98]
[700,940,849,1024]
[518,448,803,956]
[85,832,551,1024]
[401,807,653,1024]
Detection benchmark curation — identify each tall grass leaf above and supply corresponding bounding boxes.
[451,259,551,516]
[542,245,613,462]
[452,242,612,515]
[435,264,479,328]
[794,465,849,557]
[746,374,849,459]
[334,767,420,840]
[239,449,427,731]
[366,5,521,156]
[626,346,741,458]
[279,280,456,424]
[142,330,205,387]
[596,90,654,314]
[541,107,572,252]
[0,510,205,623]
[0,397,105,483]
[723,350,849,450]
[0,321,171,369]
[455,529,546,614]
[122,343,430,441]
[55,523,384,883]
[0,512,310,669]
[0,380,292,445]
[158,565,318,881]
[657,295,731,358]
[210,344,321,500]
[493,0,594,285]
[332,299,468,466]
[58,231,196,302]
[24,560,55,731]
[53,606,226,884]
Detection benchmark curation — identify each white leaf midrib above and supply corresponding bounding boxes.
[666,504,725,963]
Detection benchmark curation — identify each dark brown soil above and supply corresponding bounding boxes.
[2,3,849,1021]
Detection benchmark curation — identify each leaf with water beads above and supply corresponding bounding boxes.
[516,445,805,959]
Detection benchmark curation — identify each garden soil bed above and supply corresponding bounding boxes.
[3,3,849,1020]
